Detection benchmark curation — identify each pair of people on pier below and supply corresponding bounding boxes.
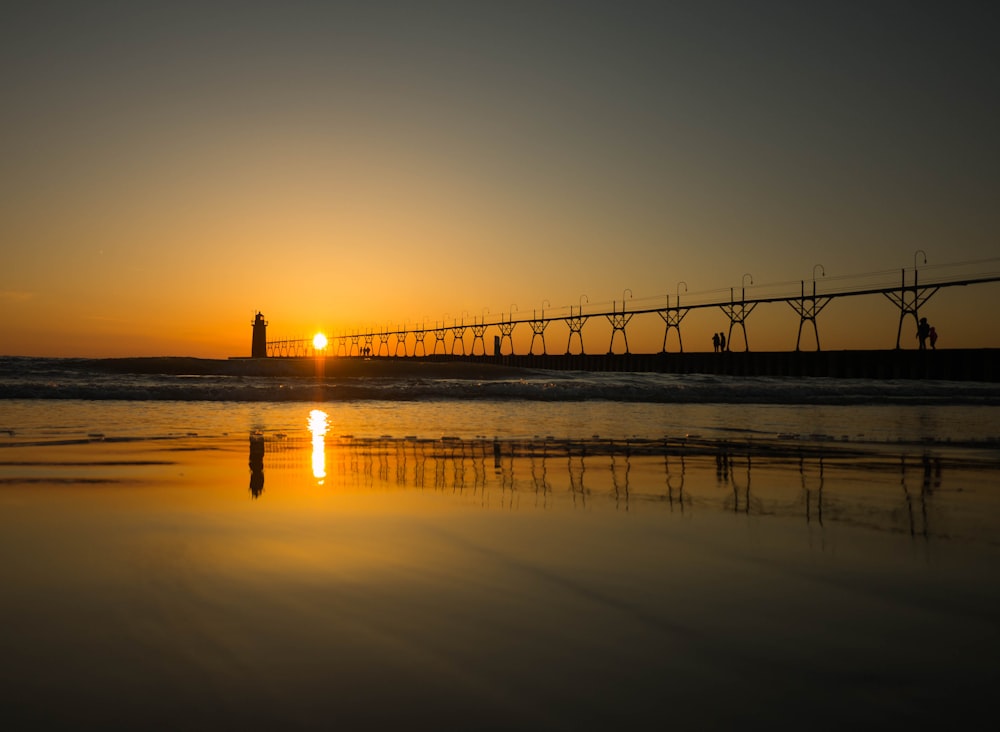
[917,317,938,350]
[712,332,727,352]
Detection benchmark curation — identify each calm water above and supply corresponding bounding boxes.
[2,362,999,728]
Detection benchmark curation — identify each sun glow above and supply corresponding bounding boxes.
[312,333,328,351]
[308,409,328,483]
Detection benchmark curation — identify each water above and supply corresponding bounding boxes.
[4,356,1000,444]
[1,356,999,728]
[4,355,1000,406]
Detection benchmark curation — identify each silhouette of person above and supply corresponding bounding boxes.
[712,332,720,352]
[916,317,930,350]
[929,325,938,350]
[249,433,265,499]
[719,332,726,352]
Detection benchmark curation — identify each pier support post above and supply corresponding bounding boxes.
[789,279,832,351]
[657,296,688,353]
[883,267,939,349]
[450,321,468,355]
[471,319,489,356]
[432,325,448,355]
[412,327,428,356]
[528,310,549,355]
[498,320,517,356]
[393,330,407,357]
[606,299,633,354]
[565,306,589,355]
[720,282,757,352]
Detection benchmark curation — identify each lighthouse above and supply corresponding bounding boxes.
[251,312,268,358]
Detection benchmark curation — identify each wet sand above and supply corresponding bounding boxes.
[2,432,998,729]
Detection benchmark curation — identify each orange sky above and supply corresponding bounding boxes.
[2,2,998,357]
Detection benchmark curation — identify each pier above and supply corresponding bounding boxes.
[256,257,1000,380]
[224,349,1000,382]
[460,349,1000,381]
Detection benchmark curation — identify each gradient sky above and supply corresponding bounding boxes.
[2,1,998,357]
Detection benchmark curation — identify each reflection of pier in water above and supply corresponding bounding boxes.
[248,433,997,542]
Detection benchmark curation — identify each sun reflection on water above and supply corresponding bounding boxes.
[308,409,328,483]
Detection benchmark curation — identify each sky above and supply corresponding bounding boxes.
[2,0,999,357]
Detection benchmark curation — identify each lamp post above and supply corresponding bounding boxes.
[914,249,927,288]
[812,264,825,297]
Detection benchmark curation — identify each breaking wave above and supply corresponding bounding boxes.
[2,356,999,405]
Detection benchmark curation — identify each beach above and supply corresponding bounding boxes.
[2,360,1000,729]
[5,0,999,725]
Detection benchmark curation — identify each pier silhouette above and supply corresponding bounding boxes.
[266,257,1000,358]
[252,257,1000,380]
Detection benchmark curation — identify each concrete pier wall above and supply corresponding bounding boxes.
[412,349,1000,381]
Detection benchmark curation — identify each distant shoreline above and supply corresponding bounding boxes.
[64,348,1000,381]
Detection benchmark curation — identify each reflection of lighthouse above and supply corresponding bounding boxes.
[251,312,268,358]
[249,432,265,499]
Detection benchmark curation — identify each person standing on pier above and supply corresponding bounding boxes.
[719,332,727,352]
[712,332,720,352]
[917,317,931,349]
[929,325,938,350]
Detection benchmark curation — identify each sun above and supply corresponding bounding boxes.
[312,332,328,351]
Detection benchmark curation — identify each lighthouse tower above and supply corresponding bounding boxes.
[251,312,268,358]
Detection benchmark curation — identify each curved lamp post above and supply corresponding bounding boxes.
[812,264,825,297]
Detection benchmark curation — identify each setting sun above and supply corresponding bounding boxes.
[312,333,328,351]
